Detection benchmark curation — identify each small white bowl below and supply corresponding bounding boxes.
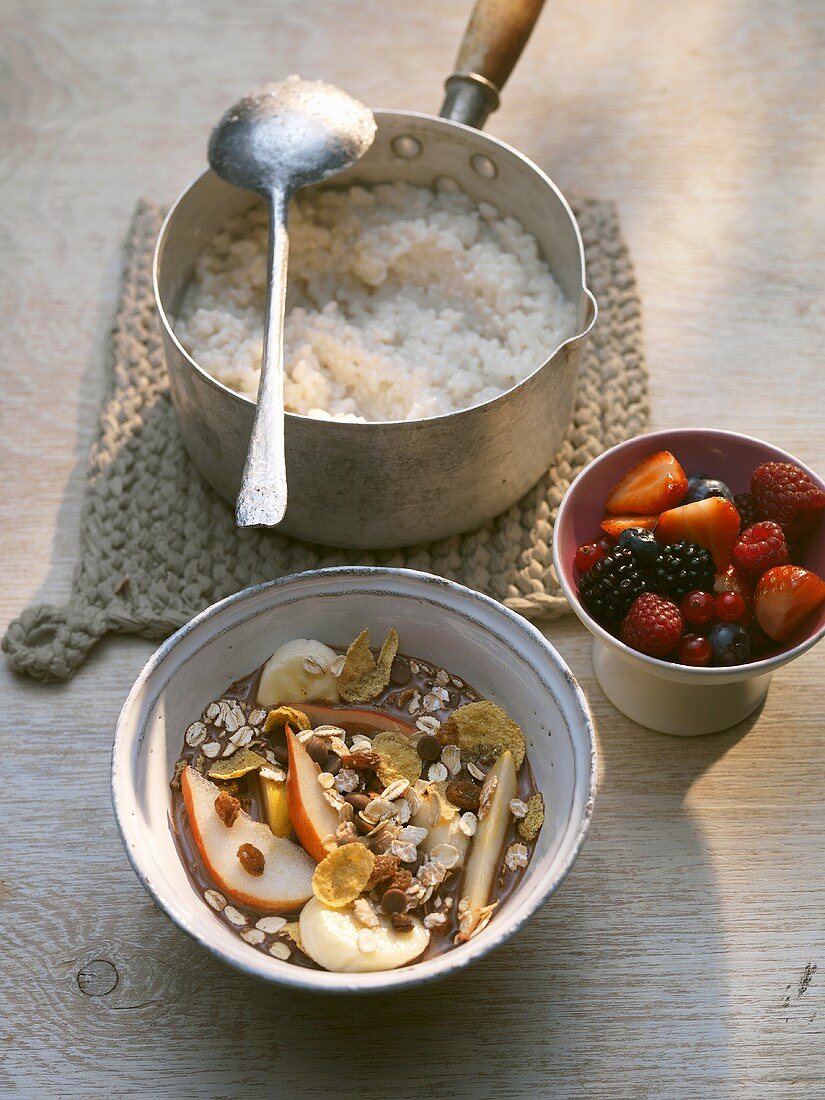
[553,429,825,736]
[111,567,596,993]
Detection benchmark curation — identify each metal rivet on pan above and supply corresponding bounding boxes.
[471,154,498,179]
[392,135,422,159]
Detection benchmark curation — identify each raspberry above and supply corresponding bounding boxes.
[734,492,761,532]
[730,521,789,580]
[751,462,825,539]
[620,594,683,658]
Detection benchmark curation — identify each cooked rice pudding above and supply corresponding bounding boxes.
[176,180,576,422]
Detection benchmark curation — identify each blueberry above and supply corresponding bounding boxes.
[617,527,661,567]
[683,475,734,505]
[708,622,751,666]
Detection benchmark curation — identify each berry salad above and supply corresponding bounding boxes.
[573,452,825,666]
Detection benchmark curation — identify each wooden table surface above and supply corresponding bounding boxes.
[1,1,823,1096]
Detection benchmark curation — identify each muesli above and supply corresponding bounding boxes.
[170,627,545,973]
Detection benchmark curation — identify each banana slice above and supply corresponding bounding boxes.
[299,896,429,973]
[257,639,340,707]
[412,788,470,867]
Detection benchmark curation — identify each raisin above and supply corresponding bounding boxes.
[446,779,481,811]
[237,843,265,876]
[214,790,241,827]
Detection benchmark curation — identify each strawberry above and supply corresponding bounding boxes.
[730,521,789,580]
[751,462,825,539]
[620,593,683,658]
[753,565,825,642]
[655,496,741,570]
[605,451,688,516]
[600,514,658,540]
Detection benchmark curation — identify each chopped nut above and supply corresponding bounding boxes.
[509,798,529,819]
[518,793,545,842]
[391,913,414,932]
[427,762,448,783]
[338,628,399,702]
[458,811,478,836]
[280,922,304,953]
[340,748,381,770]
[317,771,335,790]
[439,701,526,769]
[237,843,265,876]
[365,853,400,889]
[312,844,376,908]
[214,790,241,828]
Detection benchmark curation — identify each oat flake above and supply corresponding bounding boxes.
[185,721,207,747]
[427,762,448,783]
[204,889,226,911]
[223,905,247,926]
[357,929,378,954]
[269,941,291,960]
[202,741,221,759]
[256,915,287,934]
[241,928,265,945]
[509,798,529,819]
[458,812,478,836]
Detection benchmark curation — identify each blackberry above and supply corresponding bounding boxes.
[578,546,649,626]
[650,540,715,601]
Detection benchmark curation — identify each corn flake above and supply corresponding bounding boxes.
[312,844,376,908]
[338,628,399,702]
[263,706,311,733]
[439,701,525,769]
[518,792,545,841]
[207,747,269,780]
[372,730,422,786]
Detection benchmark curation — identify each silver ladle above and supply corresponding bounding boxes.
[208,78,376,527]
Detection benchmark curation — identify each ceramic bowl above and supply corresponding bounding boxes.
[112,567,596,993]
[553,429,825,736]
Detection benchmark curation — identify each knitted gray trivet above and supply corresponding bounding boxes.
[3,199,647,681]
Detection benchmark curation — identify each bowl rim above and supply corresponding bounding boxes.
[552,428,825,679]
[152,108,598,431]
[111,566,597,993]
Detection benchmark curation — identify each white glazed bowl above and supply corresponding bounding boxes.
[553,429,825,736]
[112,567,596,993]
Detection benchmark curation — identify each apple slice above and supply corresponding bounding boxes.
[257,639,340,707]
[411,787,470,867]
[297,702,417,739]
[286,727,340,862]
[299,896,429,972]
[181,767,314,912]
[462,750,518,915]
[259,772,292,839]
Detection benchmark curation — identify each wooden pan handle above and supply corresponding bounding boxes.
[440,0,546,128]
[455,0,546,93]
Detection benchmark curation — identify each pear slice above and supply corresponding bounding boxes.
[299,896,429,972]
[259,771,292,839]
[285,728,340,862]
[462,750,518,914]
[181,767,314,912]
[257,639,340,707]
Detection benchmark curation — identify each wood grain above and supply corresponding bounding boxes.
[0,0,823,1096]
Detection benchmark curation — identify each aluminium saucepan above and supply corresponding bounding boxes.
[154,0,597,549]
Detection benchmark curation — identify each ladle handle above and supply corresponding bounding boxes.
[440,0,546,129]
[235,187,289,527]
